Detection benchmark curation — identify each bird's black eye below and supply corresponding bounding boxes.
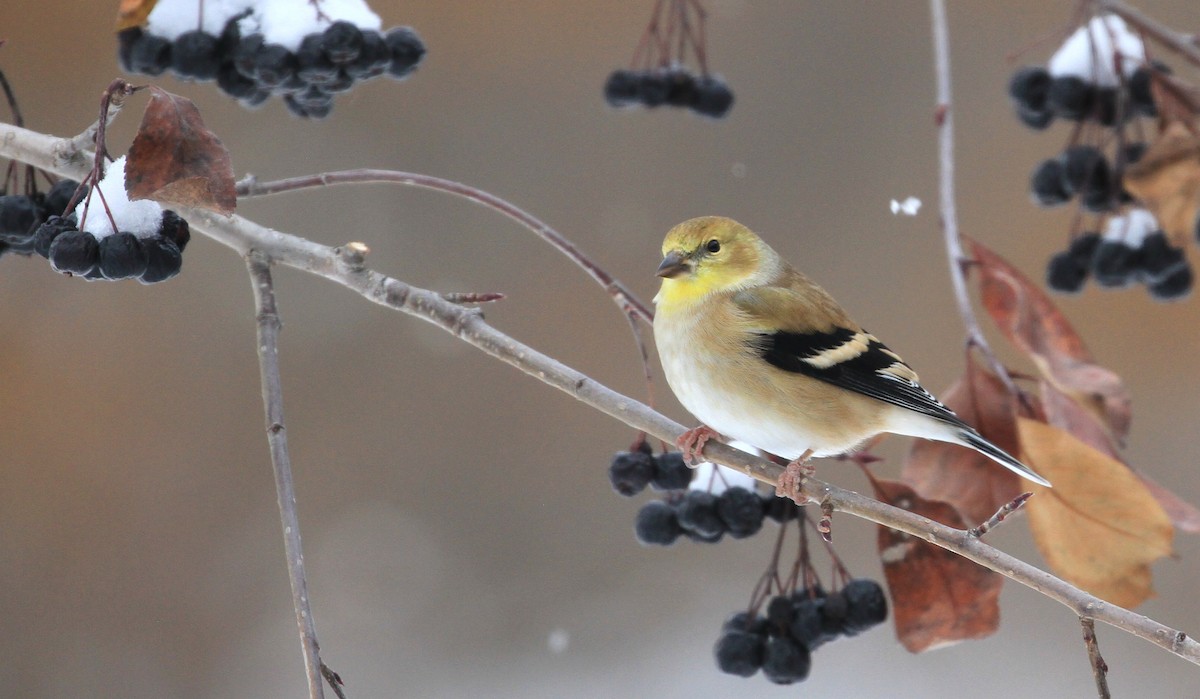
[705,239,721,254]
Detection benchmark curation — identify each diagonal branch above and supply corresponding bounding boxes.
[2,119,1199,671]
[247,252,327,699]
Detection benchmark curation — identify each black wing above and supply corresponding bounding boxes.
[753,328,970,429]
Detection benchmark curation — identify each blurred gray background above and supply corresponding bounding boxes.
[2,1,1199,697]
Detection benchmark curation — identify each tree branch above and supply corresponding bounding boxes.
[1097,0,1200,68]
[1081,617,1113,699]
[3,119,1199,670]
[247,252,326,699]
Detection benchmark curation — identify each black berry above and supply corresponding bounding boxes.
[140,236,183,284]
[1047,76,1093,120]
[296,34,339,85]
[1068,231,1102,264]
[171,30,222,81]
[634,500,682,546]
[651,452,693,490]
[1092,240,1140,289]
[323,21,364,64]
[604,69,641,108]
[1147,264,1192,301]
[676,490,725,539]
[98,232,149,280]
[254,44,297,87]
[762,494,799,523]
[49,230,100,275]
[765,595,794,632]
[1008,66,1051,112]
[714,629,764,678]
[1139,231,1187,284]
[842,578,889,634]
[762,636,811,685]
[1129,66,1159,117]
[33,216,75,258]
[217,63,261,100]
[819,590,849,636]
[1030,159,1070,207]
[1059,145,1108,198]
[44,179,80,217]
[0,195,42,241]
[233,33,266,78]
[159,210,190,252]
[385,26,426,79]
[638,70,670,107]
[665,68,698,108]
[1016,105,1054,130]
[345,30,390,79]
[1047,251,1089,293]
[692,75,734,118]
[716,486,765,538]
[788,597,827,649]
[128,31,173,76]
[608,447,655,496]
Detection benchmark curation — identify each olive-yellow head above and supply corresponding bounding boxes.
[654,216,782,309]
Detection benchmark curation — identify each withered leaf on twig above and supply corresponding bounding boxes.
[1040,380,1200,534]
[870,477,1002,653]
[970,239,1131,444]
[116,0,159,31]
[1019,418,1173,609]
[126,87,236,214]
[1123,120,1200,249]
[902,352,1021,526]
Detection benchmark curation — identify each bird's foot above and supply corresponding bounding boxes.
[676,425,721,465]
[775,449,816,501]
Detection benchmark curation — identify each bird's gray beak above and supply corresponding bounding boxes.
[656,250,691,278]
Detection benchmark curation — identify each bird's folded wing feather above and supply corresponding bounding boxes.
[731,286,969,428]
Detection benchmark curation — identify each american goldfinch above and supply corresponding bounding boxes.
[652,216,1051,498]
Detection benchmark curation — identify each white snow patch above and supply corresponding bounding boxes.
[73,156,164,240]
[1103,207,1158,246]
[689,440,760,494]
[1048,14,1145,87]
[148,0,381,50]
[890,196,922,216]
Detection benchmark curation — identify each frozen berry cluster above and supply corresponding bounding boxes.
[634,486,767,545]
[604,67,734,118]
[1008,62,1158,130]
[1028,142,1143,215]
[118,0,424,119]
[0,179,79,260]
[36,209,190,283]
[1047,209,1191,300]
[714,580,889,684]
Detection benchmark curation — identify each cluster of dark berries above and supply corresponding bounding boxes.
[118,18,425,119]
[35,210,191,284]
[0,179,80,260]
[1008,63,1159,130]
[634,486,768,545]
[604,68,734,118]
[1028,142,1144,214]
[608,444,694,495]
[714,580,889,684]
[1047,211,1192,300]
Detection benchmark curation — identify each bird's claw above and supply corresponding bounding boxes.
[676,425,721,465]
[775,451,815,501]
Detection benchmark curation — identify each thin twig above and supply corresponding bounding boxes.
[968,492,1033,538]
[62,80,137,157]
[246,253,326,699]
[928,0,1022,399]
[1096,0,1200,68]
[1081,617,1113,699]
[236,169,654,324]
[4,118,1200,672]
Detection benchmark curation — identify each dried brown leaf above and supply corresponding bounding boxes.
[971,239,1131,443]
[902,353,1021,525]
[1123,120,1200,249]
[871,478,1002,653]
[1019,418,1173,608]
[1041,380,1200,534]
[116,0,159,31]
[126,87,236,214]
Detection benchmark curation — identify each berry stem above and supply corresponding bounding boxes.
[929,0,1023,400]
[1096,0,1200,69]
[1080,617,1113,699]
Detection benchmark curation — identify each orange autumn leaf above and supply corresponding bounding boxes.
[126,87,237,214]
[1122,120,1200,249]
[1018,418,1173,608]
[1040,380,1200,533]
[971,239,1131,444]
[116,0,158,31]
[871,478,1002,653]
[902,353,1021,526]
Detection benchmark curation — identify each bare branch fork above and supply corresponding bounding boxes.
[1,120,1196,672]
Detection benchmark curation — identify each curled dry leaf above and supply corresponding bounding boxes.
[902,352,1021,526]
[1040,380,1200,533]
[116,0,159,31]
[871,477,1002,653]
[970,239,1131,444]
[1123,120,1200,249]
[126,87,237,215]
[1018,418,1173,609]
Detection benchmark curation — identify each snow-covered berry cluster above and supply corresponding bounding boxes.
[34,157,190,284]
[604,67,734,118]
[118,0,425,119]
[1047,209,1191,300]
[0,178,80,260]
[715,580,888,684]
[1008,14,1193,302]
